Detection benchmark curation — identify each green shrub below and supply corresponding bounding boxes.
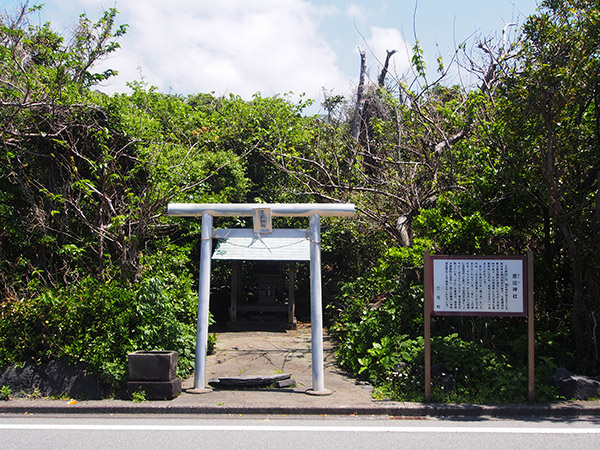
[0,268,215,393]
[330,245,560,404]
[330,245,425,378]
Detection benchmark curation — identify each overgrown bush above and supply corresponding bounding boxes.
[330,244,560,403]
[329,244,426,374]
[0,243,216,393]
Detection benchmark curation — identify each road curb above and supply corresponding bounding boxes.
[2,401,600,417]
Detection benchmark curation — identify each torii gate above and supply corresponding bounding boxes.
[167,203,355,394]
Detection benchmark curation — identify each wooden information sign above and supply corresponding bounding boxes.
[424,252,534,403]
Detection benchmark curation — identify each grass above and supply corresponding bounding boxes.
[0,385,11,401]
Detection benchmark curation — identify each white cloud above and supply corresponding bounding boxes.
[89,0,351,106]
[365,26,412,78]
[346,3,366,19]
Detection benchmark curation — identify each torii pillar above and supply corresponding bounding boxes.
[167,203,355,395]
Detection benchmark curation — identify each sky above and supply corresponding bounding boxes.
[2,0,539,113]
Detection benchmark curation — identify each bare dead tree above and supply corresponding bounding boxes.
[378,50,398,88]
[351,49,367,141]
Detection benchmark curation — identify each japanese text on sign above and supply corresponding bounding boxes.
[432,258,525,315]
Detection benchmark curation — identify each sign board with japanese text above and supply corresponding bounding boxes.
[423,252,534,403]
[429,255,527,316]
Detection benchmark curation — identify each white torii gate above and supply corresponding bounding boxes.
[167,203,355,395]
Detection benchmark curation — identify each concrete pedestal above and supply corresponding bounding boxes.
[127,350,181,400]
[126,378,182,400]
[128,351,178,381]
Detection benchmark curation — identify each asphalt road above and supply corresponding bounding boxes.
[1,415,600,450]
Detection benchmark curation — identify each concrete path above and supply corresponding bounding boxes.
[204,327,370,392]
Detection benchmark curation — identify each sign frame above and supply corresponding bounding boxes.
[428,255,528,317]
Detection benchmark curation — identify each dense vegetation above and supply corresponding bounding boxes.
[1,0,599,401]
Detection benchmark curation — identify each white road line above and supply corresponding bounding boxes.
[0,424,599,434]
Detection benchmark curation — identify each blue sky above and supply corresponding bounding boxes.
[2,1,538,112]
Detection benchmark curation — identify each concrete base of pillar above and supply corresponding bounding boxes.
[305,388,332,396]
[185,387,212,394]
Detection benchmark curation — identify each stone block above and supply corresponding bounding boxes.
[274,378,296,388]
[128,351,178,382]
[126,378,182,401]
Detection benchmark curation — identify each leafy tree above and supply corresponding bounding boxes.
[0,5,252,292]
[494,0,600,370]
[0,5,240,389]
[188,92,316,204]
[1,4,131,289]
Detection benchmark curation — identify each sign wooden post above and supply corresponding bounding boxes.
[424,252,432,402]
[424,252,534,403]
[527,250,534,403]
